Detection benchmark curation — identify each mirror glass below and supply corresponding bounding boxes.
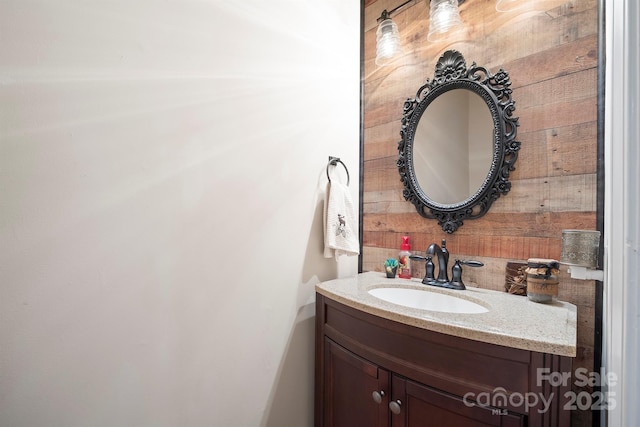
[397,50,520,233]
[413,89,493,204]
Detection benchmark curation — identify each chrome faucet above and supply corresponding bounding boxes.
[410,239,484,290]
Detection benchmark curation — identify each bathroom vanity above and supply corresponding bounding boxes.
[315,272,577,427]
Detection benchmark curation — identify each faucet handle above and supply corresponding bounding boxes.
[449,260,484,290]
[409,255,436,285]
[459,260,484,268]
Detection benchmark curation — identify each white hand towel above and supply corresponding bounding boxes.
[323,181,359,259]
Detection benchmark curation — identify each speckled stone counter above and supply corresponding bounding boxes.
[315,271,577,357]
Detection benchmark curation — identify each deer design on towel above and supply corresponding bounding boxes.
[335,214,346,237]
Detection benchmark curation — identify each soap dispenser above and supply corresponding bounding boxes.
[398,236,412,279]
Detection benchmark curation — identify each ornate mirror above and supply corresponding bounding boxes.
[397,50,520,233]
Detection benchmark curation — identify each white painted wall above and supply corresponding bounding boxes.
[0,1,360,426]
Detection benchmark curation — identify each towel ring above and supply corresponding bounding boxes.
[326,156,350,186]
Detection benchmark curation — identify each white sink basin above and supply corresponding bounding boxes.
[368,287,489,314]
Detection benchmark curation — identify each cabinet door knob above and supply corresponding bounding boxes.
[389,400,402,415]
[371,390,385,404]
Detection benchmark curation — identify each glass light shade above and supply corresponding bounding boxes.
[375,18,402,66]
[427,0,463,42]
[495,0,524,12]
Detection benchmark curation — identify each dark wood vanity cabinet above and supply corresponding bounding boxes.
[315,294,572,427]
[323,338,390,426]
[392,375,526,427]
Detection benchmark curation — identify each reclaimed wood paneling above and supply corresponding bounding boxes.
[362,1,598,425]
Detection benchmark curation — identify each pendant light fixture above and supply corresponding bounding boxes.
[375,9,402,66]
[427,0,464,42]
[374,0,415,66]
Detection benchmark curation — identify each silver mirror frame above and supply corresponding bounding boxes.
[397,50,521,233]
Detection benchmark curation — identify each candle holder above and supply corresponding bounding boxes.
[560,229,603,281]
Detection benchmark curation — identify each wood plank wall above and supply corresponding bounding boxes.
[361,1,598,425]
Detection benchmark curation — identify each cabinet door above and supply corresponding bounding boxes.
[391,376,525,427]
[323,338,390,427]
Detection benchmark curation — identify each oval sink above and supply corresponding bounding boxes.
[368,287,489,314]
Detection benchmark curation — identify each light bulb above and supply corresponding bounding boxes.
[375,18,402,66]
[427,0,463,42]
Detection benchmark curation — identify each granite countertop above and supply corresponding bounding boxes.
[315,271,577,357]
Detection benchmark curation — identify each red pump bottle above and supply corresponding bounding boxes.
[398,236,412,279]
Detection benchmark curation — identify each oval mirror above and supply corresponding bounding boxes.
[398,50,520,233]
